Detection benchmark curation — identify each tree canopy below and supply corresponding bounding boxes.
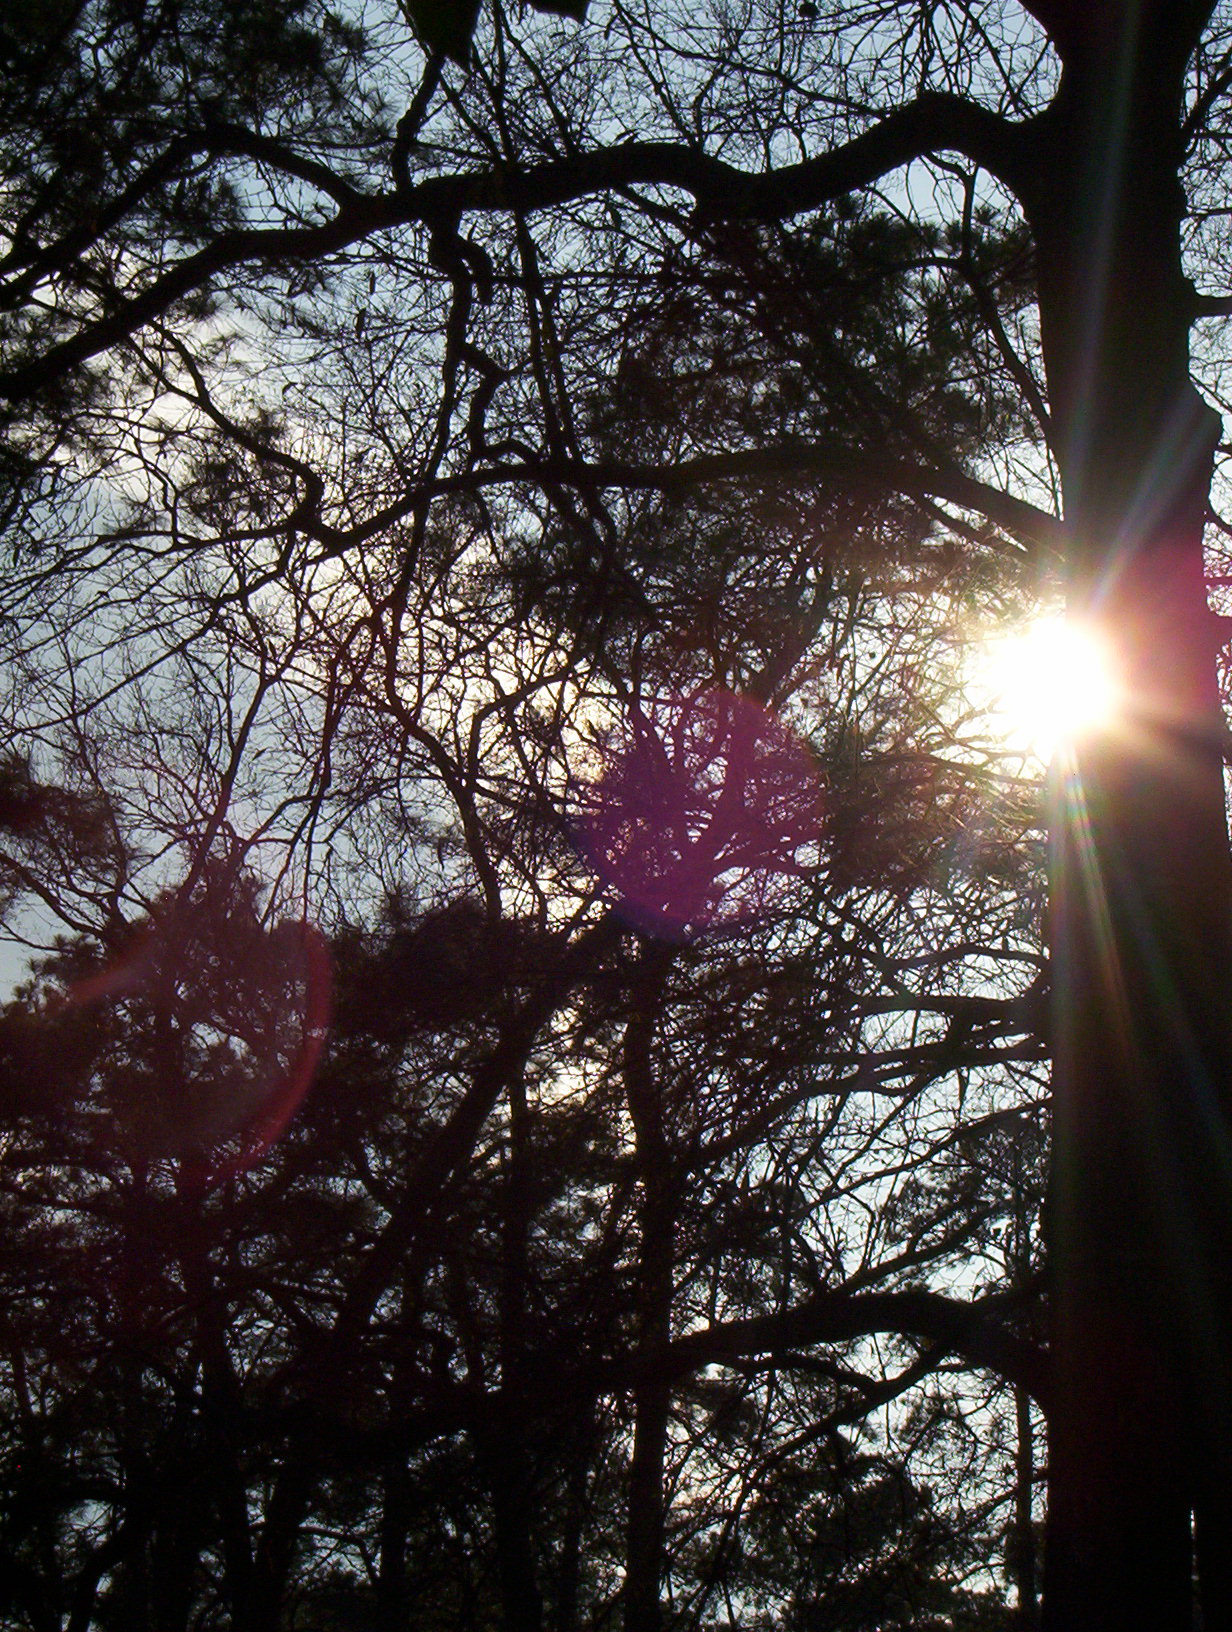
[2,3,1231,1629]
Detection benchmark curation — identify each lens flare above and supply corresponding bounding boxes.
[60,882,331,1187]
[979,616,1120,760]
[571,689,825,940]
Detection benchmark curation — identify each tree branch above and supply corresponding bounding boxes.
[661,1285,1050,1408]
[0,96,1036,407]
[286,444,1063,558]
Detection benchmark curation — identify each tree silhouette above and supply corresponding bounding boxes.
[0,355,1046,1629]
[4,1,1230,1627]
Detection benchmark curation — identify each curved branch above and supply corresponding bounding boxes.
[416,93,1032,218]
[573,445,1062,554]
[662,1285,1051,1408]
[286,444,1062,558]
[0,195,408,404]
[0,96,1037,407]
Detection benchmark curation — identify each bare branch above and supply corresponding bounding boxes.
[663,1286,1050,1407]
[0,96,1035,408]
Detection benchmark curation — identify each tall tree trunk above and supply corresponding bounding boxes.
[488,1068,545,1632]
[176,1183,253,1632]
[1027,7,1232,1626]
[233,1458,315,1632]
[553,1434,594,1632]
[1010,1385,1038,1631]
[622,948,676,1632]
[486,1448,545,1632]
[377,1456,411,1632]
[149,1481,205,1632]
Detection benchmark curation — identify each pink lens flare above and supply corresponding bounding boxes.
[571,689,825,940]
[200,921,331,1188]
[61,893,332,1187]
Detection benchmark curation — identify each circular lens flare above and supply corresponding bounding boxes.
[571,689,825,940]
[59,886,331,1188]
[979,616,1120,760]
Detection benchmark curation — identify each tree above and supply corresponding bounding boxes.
[4,1,1231,1627]
[0,327,1049,1632]
[0,672,1041,1632]
[0,262,1049,1631]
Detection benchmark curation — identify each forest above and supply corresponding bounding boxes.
[0,2,1230,1629]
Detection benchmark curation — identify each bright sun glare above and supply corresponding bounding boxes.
[977,616,1120,761]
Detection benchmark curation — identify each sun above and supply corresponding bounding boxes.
[976,615,1120,761]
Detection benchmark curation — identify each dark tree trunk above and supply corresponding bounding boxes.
[1010,1385,1039,1632]
[1025,6,1232,1627]
[622,949,676,1632]
[377,1457,412,1632]
[233,1459,315,1632]
[553,1438,593,1632]
[625,1370,672,1632]
[176,1189,254,1632]
[488,1069,546,1632]
[486,1435,546,1632]
[215,1450,255,1631]
[149,1492,205,1632]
